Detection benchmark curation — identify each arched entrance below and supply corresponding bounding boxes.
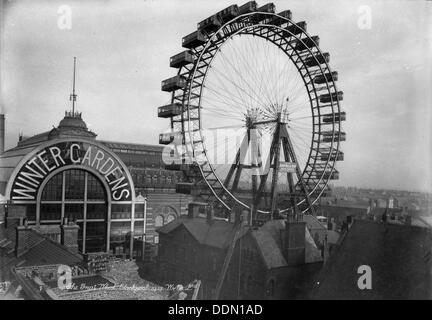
[39,168,108,253]
[5,138,137,257]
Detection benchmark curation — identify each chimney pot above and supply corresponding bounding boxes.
[61,223,79,253]
[15,224,31,257]
[283,220,306,266]
[188,202,206,219]
[206,206,214,223]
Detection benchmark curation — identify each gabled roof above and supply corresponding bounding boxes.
[157,217,247,249]
[303,215,327,230]
[252,220,323,269]
[17,230,82,267]
[0,224,82,270]
[158,217,323,269]
[313,220,432,299]
[252,220,287,269]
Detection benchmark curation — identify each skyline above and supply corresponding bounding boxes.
[0,0,431,193]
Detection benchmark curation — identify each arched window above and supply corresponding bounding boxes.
[40,169,108,253]
[212,254,218,272]
[155,215,164,227]
[167,214,176,223]
[266,279,275,298]
[240,273,246,292]
[247,275,253,293]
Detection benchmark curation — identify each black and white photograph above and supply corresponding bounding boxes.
[0,0,431,305]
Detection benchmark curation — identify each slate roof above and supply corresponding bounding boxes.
[304,214,327,230]
[17,230,82,267]
[0,224,82,272]
[313,219,432,299]
[157,216,247,249]
[326,230,340,245]
[252,220,322,268]
[158,217,323,269]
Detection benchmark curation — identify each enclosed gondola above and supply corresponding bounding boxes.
[161,75,187,92]
[286,21,307,36]
[158,103,183,118]
[170,51,194,68]
[319,91,343,103]
[252,3,275,22]
[238,1,258,15]
[159,132,177,145]
[322,111,346,123]
[270,10,292,26]
[314,71,338,84]
[198,14,222,33]
[182,30,207,49]
[305,52,330,67]
[217,5,240,23]
[321,131,346,142]
[295,35,319,51]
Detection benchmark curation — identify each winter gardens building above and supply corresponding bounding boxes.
[0,110,192,261]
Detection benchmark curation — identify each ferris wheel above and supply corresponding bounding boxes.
[158,2,345,220]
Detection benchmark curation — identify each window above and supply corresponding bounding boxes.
[87,173,106,200]
[180,248,186,262]
[64,170,85,200]
[155,215,164,227]
[111,204,131,219]
[135,204,145,219]
[154,235,159,244]
[41,174,62,201]
[65,203,84,220]
[39,169,109,253]
[167,214,176,223]
[240,274,246,292]
[247,275,253,293]
[266,279,275,298]
[40,204,61,221]
[87,203,107,220]
[212,254,218,272]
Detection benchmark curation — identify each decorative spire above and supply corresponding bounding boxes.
[69,57,78,115]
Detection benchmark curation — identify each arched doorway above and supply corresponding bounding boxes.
[39,168,108,253]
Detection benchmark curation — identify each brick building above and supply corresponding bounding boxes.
[0,110,192,265]
[156,206,325,300]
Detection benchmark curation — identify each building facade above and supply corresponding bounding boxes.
[0,111,192,261]
[156,207,324,300]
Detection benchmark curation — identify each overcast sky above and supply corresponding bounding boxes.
[1,0,431,193]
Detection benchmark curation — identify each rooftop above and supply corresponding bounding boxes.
[313,219,432,299]
[157,216,323,269]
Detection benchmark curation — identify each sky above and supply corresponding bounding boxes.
[0,0,431,193]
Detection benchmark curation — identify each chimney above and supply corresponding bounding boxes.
[0,114,4,154]
[206,206,214,223]
[188,202,206,219]
[283,220,306,266]
[229,210,236,224]
[405,215,412,226]
[15,217,31,257]
[61,218,79,253]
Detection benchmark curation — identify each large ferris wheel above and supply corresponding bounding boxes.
[158,2,345,221]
